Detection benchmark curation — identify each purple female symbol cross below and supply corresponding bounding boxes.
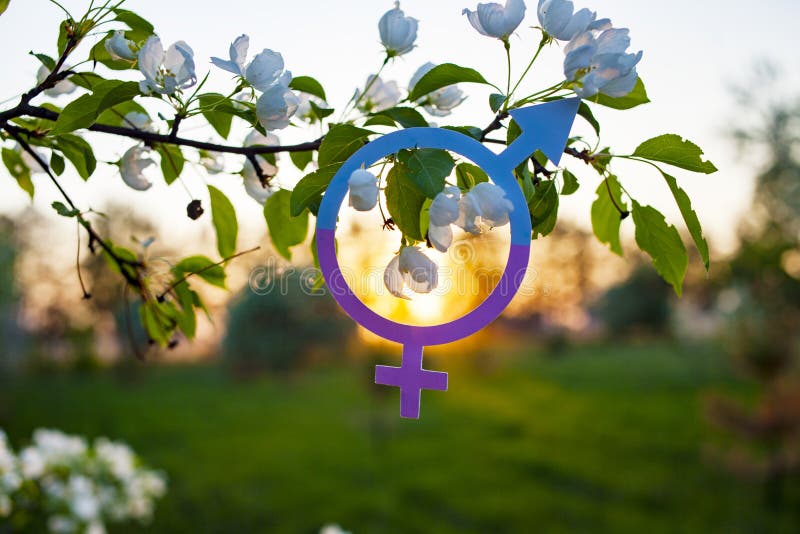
[375,344,448,419]
[316,98,580,419]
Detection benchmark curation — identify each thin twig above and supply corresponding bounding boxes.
[158,246,260,300]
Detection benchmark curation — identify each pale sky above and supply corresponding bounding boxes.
[0,0,798,270]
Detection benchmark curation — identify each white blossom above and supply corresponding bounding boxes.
[427,186,461,252]
[382,247,440,298]
[463,0,526,40]
[199,150,225,174]
[409,63,466,117]
[104,30,137,61]
[379,2,418,57]
[138,36,196,95]
[123,112,154,132]
[212,35,290,94]
[537,0,610,41]
[355,75,400,113]
[36,64,76,97]
[120,146,155,191]
[255,72,300,131]
[457,182,514,233]
[320,525,352,534]
[564,27,642,98]
[348,169,379,211]
[243,131,279,204]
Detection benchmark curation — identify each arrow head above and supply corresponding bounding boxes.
[507,97,581,166]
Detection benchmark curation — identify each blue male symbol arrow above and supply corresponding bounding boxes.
[496,97,581,170]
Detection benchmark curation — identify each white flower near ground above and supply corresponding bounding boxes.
[348,169,379,211]
[457,182,514,233]
[123,112,154,132]
[120,146,155,191]
[320,525,352,534]
[462,0,526,40]
[36,65,76,97]
[355,75,401,113]
[427,186,461,252]
[2,428,166,533]
[19,447,46,478]
[384,246,439,298]
[137,36,196,95]
[379,2,418,57]
[95,439,135,481]
[256,72,300,131]
[536,0,610,41]
[0,430,19,518]
[242,131,280,204]
[564,27,642,98]
[409,63,466,117]
[104,30,137,61]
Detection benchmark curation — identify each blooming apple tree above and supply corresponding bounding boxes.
[0,0,716,347]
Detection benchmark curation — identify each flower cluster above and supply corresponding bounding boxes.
[537,0,642,98]
[212,34,300,130]
[138,36,197,96]
[0,428,166,534]
[347,168,513,298]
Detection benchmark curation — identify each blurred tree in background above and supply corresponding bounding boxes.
[223,270,354,377]
[707,69,800,507]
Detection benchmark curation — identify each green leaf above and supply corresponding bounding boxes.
[57,20,69,56]
[317,124,373,168]
[139,300,174,347]
[208,186,238,258]
[198,93,233,139]
[52,80,140,134]
[577,102,600,136]
[51,201,80,218]
[265,189,309,261]
[363,114,396,128]
[0,1,10,16]
[172,280,198,339]
[31,52,56,70]
[561,169,579,195]
[50,152,65,176]
[385,163,427,242]
[590,77,650,110]
[2,147,34,198]
[489,93,506,113]
[309,101,334,120]
[398,148,455,199]
[155,144,185,185]
[632,134,718,174]
[290,164,339,217]
[289,76,327,101]
[55,134,96,179]
[591,176,627,256]
[455,162,489,190]
[113,8,154,40]
[96,100,149,127]
[290,150,314,172]
[175,255,226,289]
[658,169,710,270]
[69,72,107,91]
[632,201,688,296]
[407,63,491,102]
[529,180,559,239]
[367,107,428,128]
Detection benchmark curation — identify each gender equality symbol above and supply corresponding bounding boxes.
[316,97,580,419]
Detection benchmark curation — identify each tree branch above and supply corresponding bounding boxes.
[1,103,323,156]
[4,125,145,288]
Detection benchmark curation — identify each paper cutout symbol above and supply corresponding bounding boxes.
[316,98,580,418]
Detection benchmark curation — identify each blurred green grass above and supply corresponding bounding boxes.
[2,342,799,533]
